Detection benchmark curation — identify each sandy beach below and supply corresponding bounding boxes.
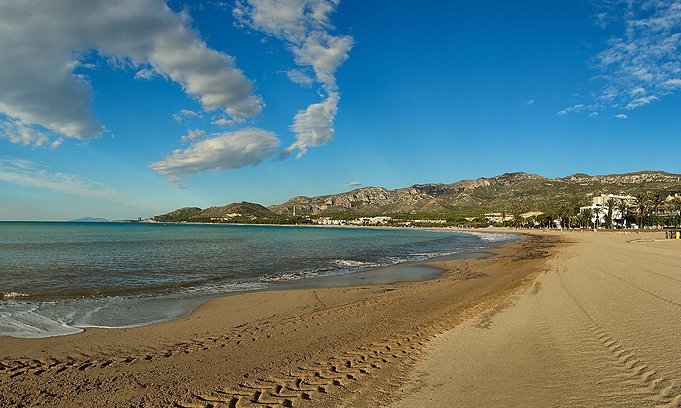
[3,229,679,407]
[0,231,555,407]
[392,230,681,408]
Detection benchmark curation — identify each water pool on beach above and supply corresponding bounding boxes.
[0,222,520,338]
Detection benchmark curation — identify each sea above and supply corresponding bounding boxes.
[0,222,520,338]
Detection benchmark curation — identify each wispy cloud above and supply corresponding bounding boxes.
[613,113,628,119]
[172,109,203,122]
[134,68,156,81]
[0,118,51,148]
[180,129,207,143]
[0,0,262,147]
[560,0,681,117]
[149,128,280,187]
[347,181,362,186]
[286,69,315,87]
[234,0,353,158]
[0,159,144,206]
[557,104,587,116]
[625,95,659,110]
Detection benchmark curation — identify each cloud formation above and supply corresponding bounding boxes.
[149,128,280,186]
[595,1,681,105]
[0,0,262,147]
[0,159,139,205]
[234,0,352,157]
[560,0,681,117]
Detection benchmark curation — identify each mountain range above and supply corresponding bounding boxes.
[153,171,681,222]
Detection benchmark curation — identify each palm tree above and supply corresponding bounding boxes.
[579,208,592,228]
[634,192,648,229]
[513,213,523,228]
[670,196,681,227]
[605,198,617,229]
[616,199,628,228]
[649,192,665,226]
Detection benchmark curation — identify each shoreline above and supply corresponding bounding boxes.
[0,230,554,407]
[0,228,520,339]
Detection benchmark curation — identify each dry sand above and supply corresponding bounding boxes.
[0,232,557,407]
[392,230,681,408]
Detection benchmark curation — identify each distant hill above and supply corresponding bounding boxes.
[153,201,275,223]
[269,171,681,216]
[69,217,108,223]
[154,171,681,222]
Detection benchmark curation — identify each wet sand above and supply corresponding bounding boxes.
[0,232,557,407]
[392,230,681,408]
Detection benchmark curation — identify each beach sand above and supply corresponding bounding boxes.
[391,230,681,408]
[0,232,557,407]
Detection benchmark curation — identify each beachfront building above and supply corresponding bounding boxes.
[591,194,636,207]
[412,219,447,224]
[580,204,628,227]
[346,216,393,226]
[484,213,507,224]
[315,217,346,226]
[580,195,633,228]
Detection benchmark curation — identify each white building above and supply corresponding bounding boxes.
[579,205,609,226]
[591,194,636,207]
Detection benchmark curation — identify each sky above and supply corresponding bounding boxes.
[1,0,681,220]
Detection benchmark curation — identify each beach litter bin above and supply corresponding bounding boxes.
[666,229,681,239]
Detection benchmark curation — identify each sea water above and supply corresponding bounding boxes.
[0,222,519,338]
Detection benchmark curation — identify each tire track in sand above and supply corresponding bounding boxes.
[557,266,681,407]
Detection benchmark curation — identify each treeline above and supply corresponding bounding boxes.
[500,191,681,229]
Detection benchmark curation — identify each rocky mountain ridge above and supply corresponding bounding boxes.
[268,171,681,216]
[154,171,681,221]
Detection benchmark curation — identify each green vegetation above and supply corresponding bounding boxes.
[152,172,681,229]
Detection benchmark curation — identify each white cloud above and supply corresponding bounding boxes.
[0,0,262,146]
[588,112,599,118]
[524,99,535,105]
[212,117,235,127]
[347,181,362,186]
[134,68,156,80]
[285,91,338,157]
[0,158,136,204]
[629,87,646,97]
[588,0,681,112]
[0,119,51,148]
[626,95,659,110]
[291,31,353,88]
[149,128,280,186]
[613,113,628,119]
[286,69,315,87]
[234,0,352,157]
[172,109,202,122]
[180,129,207,143]
[50,138,64,150]
[665,78,681,88]
[556,104,586,116]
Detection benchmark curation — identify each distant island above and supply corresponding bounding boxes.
[69,217,109,223]
[150,171,681,230]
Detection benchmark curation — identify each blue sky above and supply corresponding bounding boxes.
[1,0,680,220]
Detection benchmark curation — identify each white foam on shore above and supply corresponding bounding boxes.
[0,281,267,339]
[1,292,32,299]
[0,305,83,338]
[465,231,522,243]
